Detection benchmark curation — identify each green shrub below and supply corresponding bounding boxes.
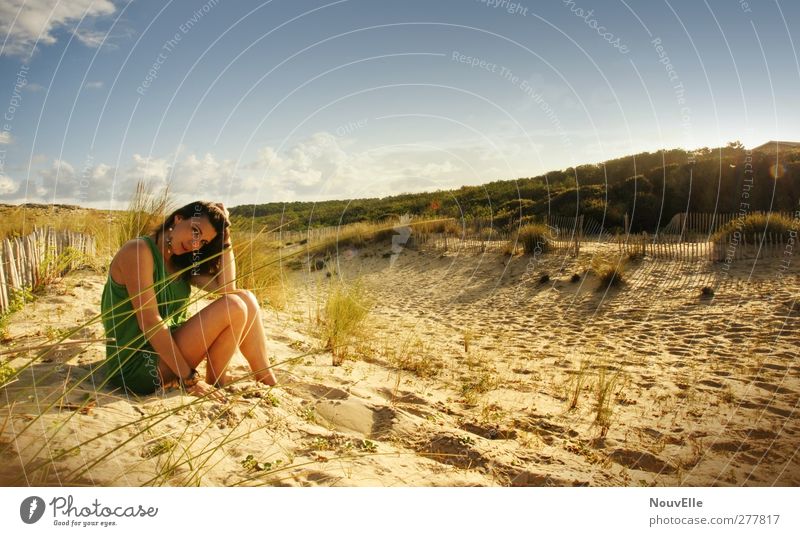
[713,212,796,241]
[518,224,551,255]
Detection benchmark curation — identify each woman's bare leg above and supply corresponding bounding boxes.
[157,294,248,384]
[229,289,277,385]
[202,325,243,385]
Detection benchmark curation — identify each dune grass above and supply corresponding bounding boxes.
[319,280,371,366]
[517,223,551,255]
[113,180,172,250]
[591,254,626,289]
[712,212,796,241]
[594,366,621,437]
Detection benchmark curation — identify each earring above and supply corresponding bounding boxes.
[166,227,173,254]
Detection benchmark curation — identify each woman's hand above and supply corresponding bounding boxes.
[215,202,232,247]
[186,380,228,402]
[215,202,230,220]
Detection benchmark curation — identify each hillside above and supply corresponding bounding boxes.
[231,143,800,234]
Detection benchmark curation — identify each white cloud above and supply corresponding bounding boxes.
[129,154,169,183]
[83,81,104,90]
[0,0,116,57]
[0,174,19,194]
[0,132,481,206]
[23,82,44,92]
[0,131,13,145]
[73,28,109,49]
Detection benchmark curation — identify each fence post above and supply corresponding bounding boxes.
[0,247,7,314]
[641,231,647,257]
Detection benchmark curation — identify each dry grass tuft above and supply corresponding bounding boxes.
[319,281,371,366]
[591,255,626,288]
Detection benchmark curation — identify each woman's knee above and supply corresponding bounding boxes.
[216,293,248,323]
[232,289,260,318]
[234,289,258,309]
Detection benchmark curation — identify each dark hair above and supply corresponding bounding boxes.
[153,201,229,280]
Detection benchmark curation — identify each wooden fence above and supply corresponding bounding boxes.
[258,212,796,264]
[613,231,791,262]
[659,211,796,236]
[413,211,797,263]
[0,227,95,314]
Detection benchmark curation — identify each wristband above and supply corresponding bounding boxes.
[179,369,200,389]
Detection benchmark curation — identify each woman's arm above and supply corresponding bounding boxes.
[120,239,194,382]
[189,243,236,293]
[214,245,236,293]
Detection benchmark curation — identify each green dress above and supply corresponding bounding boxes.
[100,235,191,394]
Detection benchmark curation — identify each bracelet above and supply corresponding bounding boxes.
[179,369,200,389]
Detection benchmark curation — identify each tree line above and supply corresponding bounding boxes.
[230,143,800,234]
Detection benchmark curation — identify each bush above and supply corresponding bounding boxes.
[518,224,551,255]
[320,281,371,366]
[591,255,626,288]
[713,212,796,241]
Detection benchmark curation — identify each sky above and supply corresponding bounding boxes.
[0,0,798,208]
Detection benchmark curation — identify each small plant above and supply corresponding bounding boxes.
[35,247,84,292]
[241,454,282,473]
[570,273,581,283]
[460,371,499,406]
[389,335,443,378]
[359,439,378,453]
[0,360,15,387]
[301,406,317,424]
[701,286,715,297]
[567,360,589,410]
[594,366,621,436]
[311,437,332,451]
[0,286,33,341]
[502,241,518,256]
[591,255,626,289]
[320,281,371,366]
[142,438,178,459]
[538,274,550,285]
[518,224,551,255]
[458,435,476,447]
[462,329,473,353]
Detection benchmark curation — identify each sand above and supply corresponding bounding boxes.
[1,238,798,486]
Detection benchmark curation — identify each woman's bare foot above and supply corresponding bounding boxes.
[255,370,278,386]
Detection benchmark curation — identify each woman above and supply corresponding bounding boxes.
[100,201,277,399]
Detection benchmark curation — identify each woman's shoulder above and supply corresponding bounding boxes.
[111,237,157,277]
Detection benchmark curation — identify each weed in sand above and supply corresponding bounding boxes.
[566,360,590,411]
[594,366,621,436]
[35,247,84,293]
[0,360,15,387]
[460,371,499,406]
[518,224,551,255]
[142,438,178,459]
[320,281,370,366]
[388,335,443,378]
[462,329,474,353]
[591,255,626,289]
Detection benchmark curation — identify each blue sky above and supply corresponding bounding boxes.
[0,0,798,208]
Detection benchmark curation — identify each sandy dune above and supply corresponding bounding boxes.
[1,238,798,486]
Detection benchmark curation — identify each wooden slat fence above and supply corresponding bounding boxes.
[0,227,95,314]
